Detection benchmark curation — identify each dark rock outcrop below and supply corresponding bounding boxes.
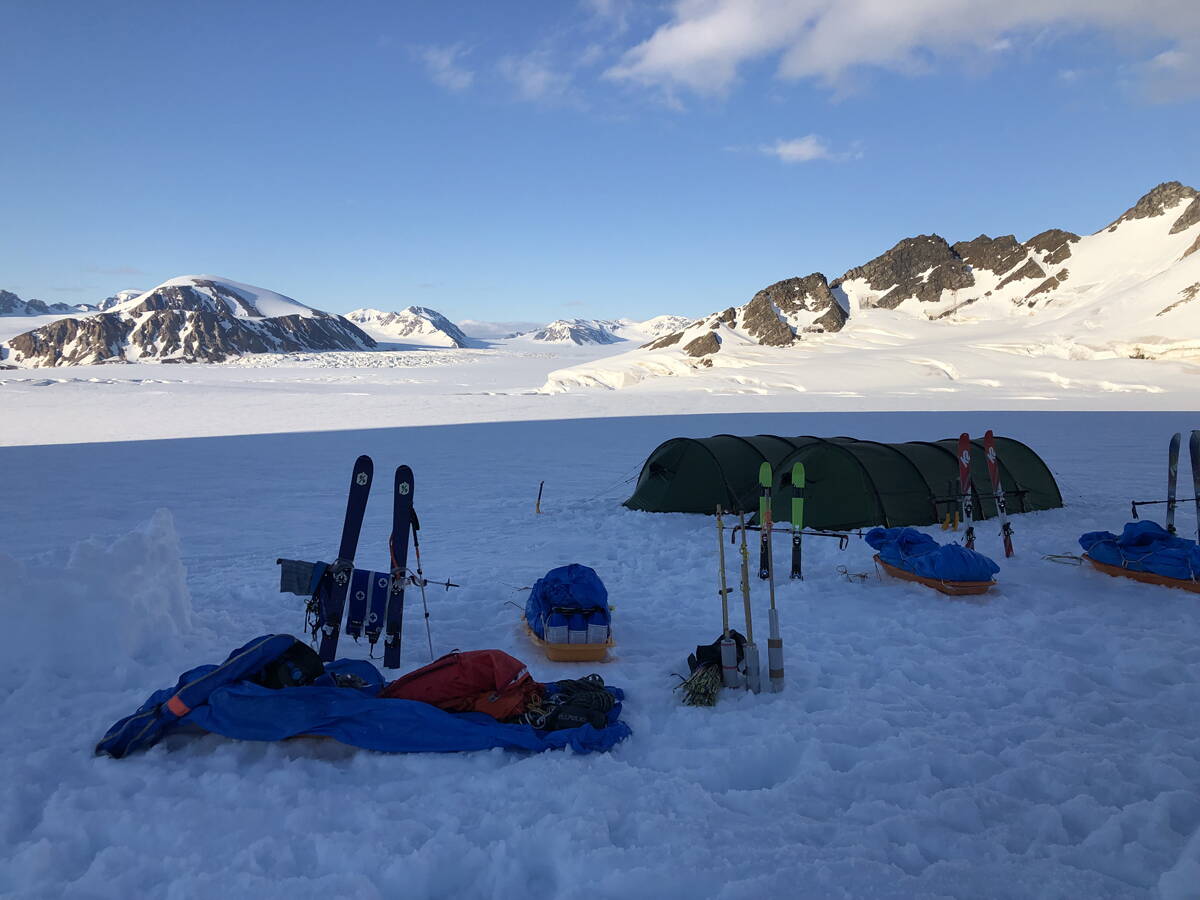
[1106,181,1199,232]
[836,235,974,307]
[952,235,1026,276]
[742,274,847,345]
[642,330,684,350]
[683,332,720,357]
[1026,270,1069,299]
[1170,197,1200,235]
[8,315,132,365]
[1024,229,1079,264]
[996,260,1047,290]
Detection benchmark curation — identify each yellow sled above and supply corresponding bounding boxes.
[523,622,614,663]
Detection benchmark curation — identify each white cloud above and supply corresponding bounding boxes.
[761,135,832,163]
[498,53,575,102]
[606,0,1200,99]
[757,135,862,163]
[416,44,475,93]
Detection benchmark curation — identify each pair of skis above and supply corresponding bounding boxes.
[311,457,418,669]
[753,463,806,581]
[1163,431,1200,540]
[954,430,1015,557]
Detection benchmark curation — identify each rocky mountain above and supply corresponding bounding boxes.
[546,181,1200,390]
[1,276,374,366]
[530,319,624,345]
[636,181,1200,359]
[346,306,471,348]
[0,290,95,317]
[526,315,692,345]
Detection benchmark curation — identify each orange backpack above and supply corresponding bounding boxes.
[379,650,539,720]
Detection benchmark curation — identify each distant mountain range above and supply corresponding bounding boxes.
[0,281,686,366]
[347,306,473,348]
[6,182,1197,373]
[2,277,374,366]
[545,180,1200,391]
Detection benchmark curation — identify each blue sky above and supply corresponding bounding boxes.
[2,0,1197,321]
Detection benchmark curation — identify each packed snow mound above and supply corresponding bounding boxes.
[347,306,472,348]
[0,508,191,679]
[546,181,1200,392]
[0,288,94,317]
[1,275,375,366]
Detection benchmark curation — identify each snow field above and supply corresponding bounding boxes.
[2,410,1200,898]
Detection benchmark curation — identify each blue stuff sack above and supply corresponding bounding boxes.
[526,564,610,643]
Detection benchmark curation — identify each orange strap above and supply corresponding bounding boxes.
[166,695,191,717]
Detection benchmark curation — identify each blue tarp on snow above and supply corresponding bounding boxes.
[866,527,1001,582]
[96,634,631,759]
[1079,522,1200,582]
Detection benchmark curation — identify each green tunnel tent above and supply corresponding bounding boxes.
[622,434,1063,531]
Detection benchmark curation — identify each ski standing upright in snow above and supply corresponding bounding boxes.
[760,463,784,692]
[384,465,415,669]
[1190,431,1200,542]
[715,506,740,689]
[983,430,1014,557]
[737,510,762,694]
[1167,432,1181,534]
[957,433,976,551]
[790,462,805,580]
[312,455,373,662]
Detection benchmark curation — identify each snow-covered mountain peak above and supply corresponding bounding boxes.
[530,319,623,345]
[110,275,321,319]
[345,307,471,348]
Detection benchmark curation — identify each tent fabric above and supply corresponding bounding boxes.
[1079,522,1200,582]
[96,635,631,759]
[623,434,1062,530]
[866,527,1000,582]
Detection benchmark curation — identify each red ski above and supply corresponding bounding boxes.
[957,433,975,550]
[983,430,1014,557]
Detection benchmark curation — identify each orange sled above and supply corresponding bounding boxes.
[874,555,995,597]
[523,622,614,663]
[1082,554,1200,594]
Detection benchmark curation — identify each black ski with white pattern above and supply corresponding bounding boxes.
[314,455,373,662]
[384,465,414,669]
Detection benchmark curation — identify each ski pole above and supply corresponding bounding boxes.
[737,510,761,693]
[716,506,739,688]
[535,480,544,515]
[410,512,435,660]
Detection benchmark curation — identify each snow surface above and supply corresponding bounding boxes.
[4,326,1200,897]
[4,363,1200,896]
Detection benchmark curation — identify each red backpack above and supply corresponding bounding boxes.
[379,650,539,720]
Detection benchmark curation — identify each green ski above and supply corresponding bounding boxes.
[790,462,805,580]
[758,463,772,580]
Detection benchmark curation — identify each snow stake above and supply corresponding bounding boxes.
[715,505,740,689]
[737,510,762,693]
[760,463,784,693]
